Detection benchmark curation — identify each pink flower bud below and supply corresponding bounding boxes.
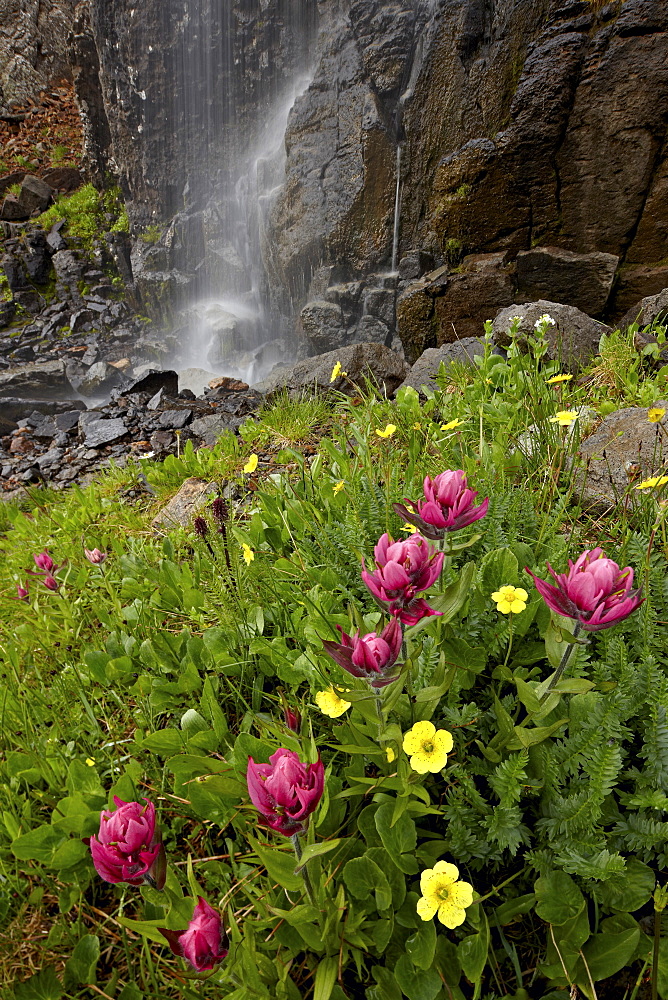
[283,705,301,733]
[34,550,55,573]
[160,897,228,972]
[361,533,443,624]
[84,547,107,565]
[393,470,489,540]
[526,548,643,632]
[90,796,165,888]
[16,584,29,601]
[42,574,59,591]
[247,749,324,837]
[322,617,403,687]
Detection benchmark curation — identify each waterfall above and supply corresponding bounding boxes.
[391,145,402,274]
[158,1,317,384]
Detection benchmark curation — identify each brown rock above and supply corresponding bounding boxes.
[576,402,668,513]
[40,167,83,193]
[18,175,54,214]
[515,247,618,316]
[433,263,515,343]
[619,286,668,331]
[0,195,30,221]
[252,342,409,398]
[207,376,249,392]
[151,477,218,532]
[610,266,668,324]
[492,300,611,372]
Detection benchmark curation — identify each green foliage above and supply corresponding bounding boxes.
[35,184,127,250]
[1,331,668,998]
[139,223,163,244]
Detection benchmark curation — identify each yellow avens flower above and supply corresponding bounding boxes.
[85,758,96,767]
[440,419,464,431]
[413,422,422,430]
[417,861,474,928]
[333,480,345,494]
[491,585,528,614]
[550,410,579,426]
[386,747,396,763]
[315,687,351,718]
[401,522,418,534]
[330,361,347,382]
[402,721,453,774]
[634,475,668,490]
[546,374,573,385]
[648,407,666,424]
[241,543,254,566]
[375,424,397,439]
[243,453,258,474]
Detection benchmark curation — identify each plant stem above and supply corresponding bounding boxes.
[291,833,316,906]
[652,907,661,1000]
[544,622,582,695]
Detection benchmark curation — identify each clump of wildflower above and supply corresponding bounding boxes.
[402,721,453,774]
[361,532,444,625]
[243,454,258,474]
[333,480,345,494]
[90,797,166,889]
[84,547,107,565]
[160,897,228,972]
[526,547,643,632]
[247,749,324,836]
[394,470,489,540]
[550,410,579,426]
[491,585,528,614]
[417,861,474,928]
[322,617,402,688]
[375,424,397,439]
[241,543,254,566]
[535,313,556,328]
[315,687,351,718]
[28,550,63,591]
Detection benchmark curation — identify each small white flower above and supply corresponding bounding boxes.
[535,313,556,329]
[137,451,156,460]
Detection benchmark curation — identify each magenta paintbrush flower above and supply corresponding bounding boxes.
[84,547,107,565]
[393,470,489,540]
[322,617,403,687]
[160,897,228,972]
[33,550,55,572]
[89,796,166,889]
[247,749,324,836]
[361,532,444,625]
[28,550,64,590]
[526,548,643,632]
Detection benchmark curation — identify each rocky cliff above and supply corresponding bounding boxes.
[0,0,79,109]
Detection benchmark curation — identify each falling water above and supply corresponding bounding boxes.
[157,1,317,383]
[391,145,402,274]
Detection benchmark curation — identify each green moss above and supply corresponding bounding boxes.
[35,184,128,252]
[139,223,163,245]
[0,274,12,302]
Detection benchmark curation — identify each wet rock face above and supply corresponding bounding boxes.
[86,0,319,226]
[401,0,668,320]
[0,0,78,107]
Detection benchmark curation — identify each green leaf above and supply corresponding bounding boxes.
[578,928,640,984]
[250,837,303,892]
[480,546,519,595]
[535,871,585,925]
[11,825,64,863]
[394,953,442,1000]
[313,956,338,1000]
[374,801,417,869]
[342,856,392,911]
[13,966,63,1000]
[140,729,185,755]
[597,859,655,912]
[294,839,344,871]
[494,893,536,925]
[117,917,172,945]
[406,918,437,970]
[514,676,542,714]
[458,910,489,984]
[505,718,567,750]
[64,934,100,988]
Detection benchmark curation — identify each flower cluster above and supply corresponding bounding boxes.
[27,550,63,591]
[526,547,643,632]
[322,617,402,687]
[90,797,166,889]
[393,470,488,540]
[160,897,228,973]
[247,749,324,836]
[362,532,444,626]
